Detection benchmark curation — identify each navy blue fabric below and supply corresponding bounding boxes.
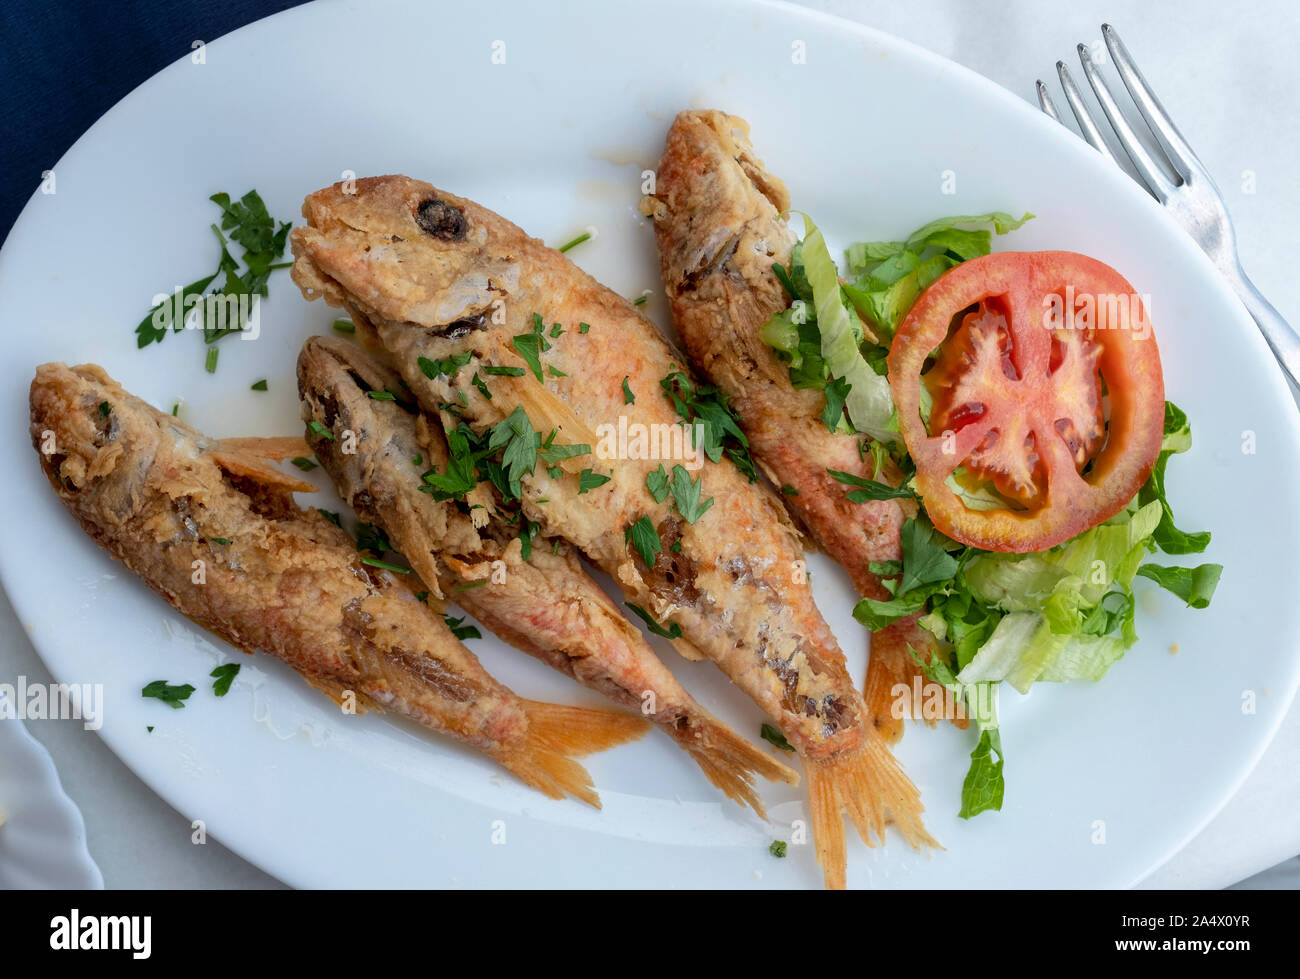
[0,0,306,245]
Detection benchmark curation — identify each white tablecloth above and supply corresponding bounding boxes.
[4,0,1296,888]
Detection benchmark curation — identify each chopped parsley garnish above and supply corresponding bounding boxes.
[250,378,268,392]
[660,369,757,482]
[205,347,219,373]
[780,484,799,496]
[208,537,232,546]
[367,389,397,401]
[362,556,410,574]
[769,840,788,858]
[624,516,662,568]
[317,508,342,527]
[98,401,112,417]
[471,372,493,399]
[355,522,392,555]
[622,376,635,404]
[483,365,526,377]
[444,614,482,640]
[548,365,567,378]
[308,419,334,441]
[578,469,610,493]
[633,294,648,306]
[419,351,473,380]
[488,406,542,498]
[454,579,488,591]
[210,663,240,697]
[142,680,195,710]
[333,319,356,333]
[828,468,918,503]
[578,322,591,334]
[511,315,551,381]
[626,602,683,639]
[549,323,564,338]
[668,465,713,524]
[135,190,293,369]
[414,590,429,603]
[760,723,794,752]
[291,456,317,471]
[411,453,423,467]
[645,465,670,503]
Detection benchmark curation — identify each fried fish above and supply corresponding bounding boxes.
[30,362,646,807]
[290,175,935,887]
[296,334,796,814]
[643,109,962,743]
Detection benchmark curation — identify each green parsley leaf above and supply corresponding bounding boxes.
[625,602,682,639]
[362,556,410,574]
[828,468,918,503]
[645,465,670,503]
[419,352,473,380]
[624,515,662,568]
[444,614,483,640]
[98,401,112,418]
[250,379,268,392]
[760,723,794,752]
[769,840,788,858]
[142,680,195,710]
[367,389,396,401]
[307,419,334,441]
[317,508,342,527]
[210,663,241,697]
[471,371,492,399]
[355,522,392,555]
[622,376,635,404]
[578,322,591,334]
[511,332,545,381]
[488,405,541,499]
[821,375,850,432]
[205,347,219,373]
[898,518,959,595]
[483,365,526,377]
[668,465,714,524]
[578,469,610,493]
[332,319,356,333]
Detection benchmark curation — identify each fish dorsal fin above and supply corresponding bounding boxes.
[211,437,317,494]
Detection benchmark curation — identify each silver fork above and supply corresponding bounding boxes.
[1037,23,1300,389]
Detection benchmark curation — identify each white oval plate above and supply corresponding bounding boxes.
[0,692,102,888]
[1,0,1296,888]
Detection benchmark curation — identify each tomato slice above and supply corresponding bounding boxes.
[888,251,1165,553]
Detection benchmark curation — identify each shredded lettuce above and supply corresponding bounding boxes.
[798,214,897,441]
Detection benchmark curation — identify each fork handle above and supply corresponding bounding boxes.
[1225,263,1300,393]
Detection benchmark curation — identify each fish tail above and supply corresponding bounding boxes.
[864,617,969,745]
[674,715,800,819]
[805,731,939,889]
[498,700,650,809]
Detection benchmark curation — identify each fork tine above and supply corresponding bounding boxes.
[1076,42,1177,200]
[1036,80,1063,122]
[1101,24,1206,181]
[1056,61,1116,161]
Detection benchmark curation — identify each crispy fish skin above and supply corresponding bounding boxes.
[291,175,935,886]
[30,362,646,806]
[644,109,961,743]
[296,335,796,814]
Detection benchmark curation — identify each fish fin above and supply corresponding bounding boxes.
[676,716,800,819]
[497,700,650,809]
[217,436,311,461]
[864,616,968,744]
[805,730,939,889]
[301,672,375,714]
[211,439,318,494]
